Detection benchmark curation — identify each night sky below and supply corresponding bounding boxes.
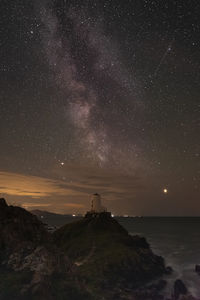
[0,0,199,215]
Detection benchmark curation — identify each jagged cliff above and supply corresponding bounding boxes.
[53,211,167,299]
[1,199,181,300]
[0,198,89,300]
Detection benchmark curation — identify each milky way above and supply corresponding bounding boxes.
[0,0,199,214]
[40,1,145,170]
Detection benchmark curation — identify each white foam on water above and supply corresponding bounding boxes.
[162,262,200,298]
[125,218,200,297]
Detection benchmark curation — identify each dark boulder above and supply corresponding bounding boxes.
[174,279,188,300]
[195,264,200,274]
[165,266,173,275]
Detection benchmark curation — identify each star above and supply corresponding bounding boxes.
[0,0,198,217]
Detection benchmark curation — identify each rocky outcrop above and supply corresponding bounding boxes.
[53,212,167,299]
[0,198,48,251]
[195,264,200,275]
[0,199,89,300]
[173,280,188,300]
[3,199,197,300]
[0,198,8,207]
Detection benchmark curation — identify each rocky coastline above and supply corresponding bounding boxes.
[0,198,199,300]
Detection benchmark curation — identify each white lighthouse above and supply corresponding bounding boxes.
[90,193,106,213]
[85,193,111,218]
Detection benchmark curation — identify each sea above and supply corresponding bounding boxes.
[117,216,200,297]
[42,214,200,297]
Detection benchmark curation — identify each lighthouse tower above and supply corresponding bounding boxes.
[85,193,111,218]
[91,193,105,213]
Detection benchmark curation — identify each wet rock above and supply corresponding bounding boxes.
[195,264,200,274]
[165,266,173,274]
[174,279,188,300]
[148,279,167,291]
